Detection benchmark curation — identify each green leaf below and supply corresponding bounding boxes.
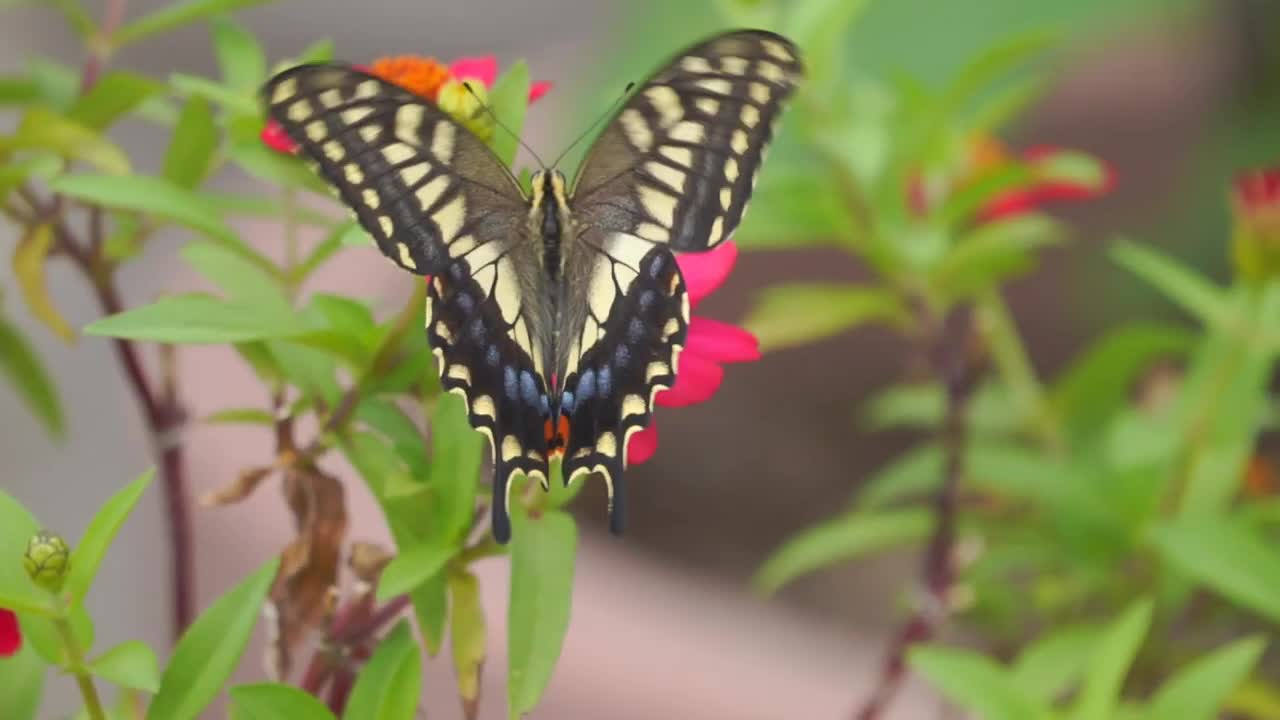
[112,0,272,48]
[203,407,275,426]
[295,38,335,65]
[786,0,872,94]
[0,155,62,201]
[87,640,161,693]
[339,221,371,247]
[428,392,485,544]
[0,633,44,720]
[377,542,455,601]
[412,573,448,657]
[932,214,1061,300]
[940,28,1057,113]
[0,75,39,105]
[163,97,219,188]
[18,603,94,666]
[85,294,304,344]
[180,241,287,312]
[25,58,78,112]
[1050,323,1194,436]
[267,340,341,405]
[450,571,487,705]
[4,107,129,174]
[908,646,1048,720]
[488,61,530,167]
[1070,598,1153,720]
[1150,518,1280,624]
[0,489,47,616]
[168,73,259,116]
[211,15,266,93]
[50,173,241,248]
[855,444,943,509]
[292,221,351,281]
[752,508,932,594]
[342,620,422,720]
[744,284,909,352]
[226,139,329,193]
[1143,636,1265,720]
[508,508,577,719]
[147,557,281,720]
[12,222,76,343]
[68,71,164,130]
[49,0,96,38]
[1010,624,1100,701]
[1111,240,1231,328]
[230,683,338,720]
[66,470,153,607]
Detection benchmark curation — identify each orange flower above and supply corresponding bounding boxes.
[366,55,451,101]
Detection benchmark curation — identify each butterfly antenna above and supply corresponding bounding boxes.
[463,81,547,170]
[549,81,636,170]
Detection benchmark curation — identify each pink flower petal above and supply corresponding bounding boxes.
[0,608,21,657]
[677,241,738,309]
[656,352,723,407]
[686,317,760,363]
[529,80,553,103]
[260,120,297,154]
[627,424,659,465]
[448,56,498,88]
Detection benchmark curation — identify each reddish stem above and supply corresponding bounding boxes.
[855,308,975,720]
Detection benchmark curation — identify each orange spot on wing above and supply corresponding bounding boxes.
[545,416,570,458]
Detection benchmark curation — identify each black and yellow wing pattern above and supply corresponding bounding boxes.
[262,30,802,542]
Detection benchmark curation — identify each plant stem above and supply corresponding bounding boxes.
[855,306,977,720]
[55,615,106,720]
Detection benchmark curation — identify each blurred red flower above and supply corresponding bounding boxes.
[0,608,21,657]
[628,241,760,465]
[261,54,552,153]
[1230,164,1280,282]
[909,135,1116,222]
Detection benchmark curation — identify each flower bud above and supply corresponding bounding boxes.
[1231,166,1280,283]
[23,530,69,593]
[435,79,494,144]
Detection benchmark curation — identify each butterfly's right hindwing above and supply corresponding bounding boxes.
[262,64,527,276]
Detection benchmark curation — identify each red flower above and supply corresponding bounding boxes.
[909,136,1116,223]
[0,608,21,657]
[261,54,552,154]
[627,241,760,465]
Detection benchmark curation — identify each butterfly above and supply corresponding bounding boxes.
[261,29,803,543]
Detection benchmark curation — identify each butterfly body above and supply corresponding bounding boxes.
[262,30,803,542]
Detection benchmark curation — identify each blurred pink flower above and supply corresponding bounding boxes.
[0,608,21,657]
[628,241,760,465]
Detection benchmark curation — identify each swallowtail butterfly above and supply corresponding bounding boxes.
[262,30,803,542]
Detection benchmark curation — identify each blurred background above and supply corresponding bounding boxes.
[3,0,1279,717]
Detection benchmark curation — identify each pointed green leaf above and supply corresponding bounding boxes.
[412,573,448,658]
[68,71,164,130]
[163,97,218,188]
[508,508,577,719]
[180,241,287,312]
[226,139,330,193]
[1070,598,1153,720]
[0,313,64,439]
[450,571,486,704]
[428,392,484,544]
[1111,241,1231,328]
[909,645,1048,720]
[932,214,1061,300]
[1144,636,1265,720]
[88,640,161,693]
[112,0,272,48]
[4,107,129,174]
[1010,624,1100,701]
[0,75,39,105]
[230,683,338,720]
[65,470,153,606]
[1150,518,1280,624]
[18,603,94,667]
[0,489,48,615]
[85,294,303,344]
[753,508,932,594]
[488,61,529,167]
[377,542,455,601]
[744,284,909,352]
[211,15,266,93]
[342,620,422,720]
[203,407,275,426]
[50,173,239,247]
[147,557,281,720]
[168,73,258,115]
